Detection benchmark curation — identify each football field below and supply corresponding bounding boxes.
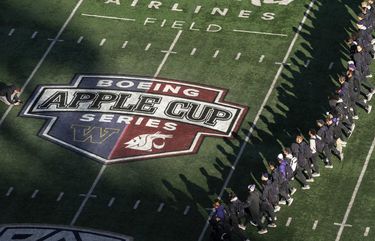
[0,0,375,241]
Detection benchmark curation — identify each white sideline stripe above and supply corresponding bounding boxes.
[70,28,183,226]
[157,202,165,212]
[81,13,136,22]
[335,135,375,241]
[286,217,292,227]
[0,0,85,128]
[145,43,151,51]
[99,38,106,46]
[56,192,64,202]
[183,205,190,215]
[213,50,219,58]
[31,189,39,199]
[133,200,141,209]
[31,31,38,39]
[259,55,265,63]
[197,1,317,240]
[5,187,14,196]
[235,52,241,60]
[153,30,183,78]
[8,28,15,36]
[108,197,115,207]
[77,36,84,44]
[233,29,288,37]
[190,48,197,56]
[304,59,311,68]
[312,220,318,230]
[70,165,106,226]
[122,41,128,48]
[364,227,370,237]
[329,62,334,69]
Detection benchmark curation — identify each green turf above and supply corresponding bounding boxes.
[0,0,374,241]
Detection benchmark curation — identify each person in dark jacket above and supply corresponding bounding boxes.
[0,85,21,106]
[269,162,293,206]
[316,119,334,168]
[226,192,251,241]
[245,184,268,234]
[260,174,277,228]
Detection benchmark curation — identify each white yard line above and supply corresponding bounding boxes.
[81,13,136,22]
[197,1,317,240]
[190,48,197,56]
[70,165,106,226]
[153,30,183,78]
[233,29,288,37]
[335,135,375,241]
[328,62,334,70]
[122,41,128,49]
[31,31,38,39]
[70,30,183,225]
[0,0,85,127]
[213,50,220,58]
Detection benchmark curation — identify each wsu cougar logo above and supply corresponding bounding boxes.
[21,74,247,164]
[125,131,173,152]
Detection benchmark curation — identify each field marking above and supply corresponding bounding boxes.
[31,31,38,39]
[0,0,85,128]
[8,28,15,36]
[235,52,241,60]
[304,59,311,68]
[259,55,265,63]
[145,43,151,51]
[31,189,39,199]
[190,48,197,56]
[99,38,106,46]
[334,223,352,227]
[312,220,318,230]
[77,36,84,44]
[183,205,190,215]
[197,1,317,240]
[157,202,165,212]
[275,62,291,66]
[364,227,370,237]
[335,135,375,241]
[56,192,64,202]
[70,31,183,225]
[81,13,136,22]
[233,29,288,37]
[122,41,128,48]
[133,200,141,209]
[5,187,14,196]
[108,197,115,207]
[70,165,106,226]
[48,38,64,42]
[213,50,220,58]
[328,62,334,69]
[286,217,292,227]
[153,30,183,78]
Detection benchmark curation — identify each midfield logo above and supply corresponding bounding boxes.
[21,74,247,164]
[0,224,133,241]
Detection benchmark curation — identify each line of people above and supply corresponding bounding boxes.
[209,1,375,240]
